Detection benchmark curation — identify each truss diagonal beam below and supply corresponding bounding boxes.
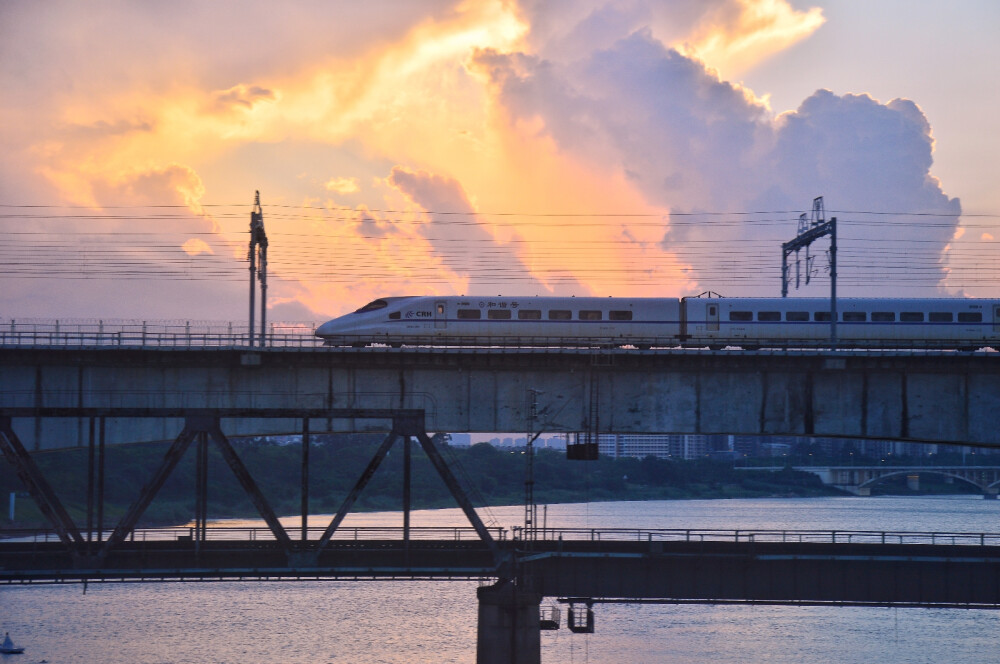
[100,425,197,556]
[0,416,84,549]
[207,422,292,549]
[316,431,399,551]
[415,431,498,557]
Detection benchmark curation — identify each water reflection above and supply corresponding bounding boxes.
[2,496,998,663]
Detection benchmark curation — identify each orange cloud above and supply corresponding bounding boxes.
[675,0,825,79]
[325,177,360,194]
[14,0,818,319]
[181,238,214,255]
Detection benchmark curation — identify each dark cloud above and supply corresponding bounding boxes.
[213,84,276,111]
[355,208,392,238]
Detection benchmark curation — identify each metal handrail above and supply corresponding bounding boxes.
[4,526,1000,546]
[510,527,1000,546]
[0,525,509,544]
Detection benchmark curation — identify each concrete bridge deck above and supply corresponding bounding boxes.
[4,345,1000,448]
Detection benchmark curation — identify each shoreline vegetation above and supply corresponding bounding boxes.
[0,434,983,530]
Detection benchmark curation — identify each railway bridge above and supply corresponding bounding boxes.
[4,336,1000,663]
[3,340,1000,448]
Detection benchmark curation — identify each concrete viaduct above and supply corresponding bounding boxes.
[2,346,999,449]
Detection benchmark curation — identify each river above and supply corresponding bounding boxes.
[2,495,998,663]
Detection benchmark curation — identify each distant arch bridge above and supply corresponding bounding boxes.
[746,466,1000,497]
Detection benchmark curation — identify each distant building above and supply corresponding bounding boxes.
[597,434,729,460]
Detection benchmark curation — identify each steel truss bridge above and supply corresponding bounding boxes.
[4,394,1000,661]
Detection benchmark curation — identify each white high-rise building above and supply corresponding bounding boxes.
[598,434,711,460]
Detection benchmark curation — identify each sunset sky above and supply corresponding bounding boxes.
[1,0,998,322]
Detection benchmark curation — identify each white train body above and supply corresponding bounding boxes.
[315,295,1000,350]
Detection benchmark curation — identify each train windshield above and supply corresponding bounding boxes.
[354,299,388,314]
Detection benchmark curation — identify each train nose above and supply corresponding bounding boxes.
[315,318,343,338]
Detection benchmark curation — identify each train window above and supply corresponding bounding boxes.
[354,299,388,313]
[729,311,753,322]
[786,311,809,322]
[518,309,542,320]
[488,309,512,320]
[549,310,571,320]
[929,312,953,322]
[609,310,633,321]
[389,312,401,320]
[843,312,866,322]
[579,310,602,321]
[437,304,445,315]
[900,312,924,322]
[457,309,481,320]
[757,311,780,322]
[871,312,895,322]
[814,312,831,322]
[958,312,983,323]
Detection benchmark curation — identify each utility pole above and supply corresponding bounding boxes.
[524,389,542,544]
[782,197,837,347]
[248,191,268,347]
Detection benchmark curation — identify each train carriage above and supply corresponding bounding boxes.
[685,297,1000,349]
[315,296,683,347]
[316,295,1000,350]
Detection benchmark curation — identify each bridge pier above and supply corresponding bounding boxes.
[984,489,998,500]
[476,581,542,664]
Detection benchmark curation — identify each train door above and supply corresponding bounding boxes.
[707,303,720,332]
[435,301,447,330]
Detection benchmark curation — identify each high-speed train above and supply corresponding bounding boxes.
[314,295,1000,350]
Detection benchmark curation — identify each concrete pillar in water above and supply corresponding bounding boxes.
[906,474,920,491]
[476,581,542,664]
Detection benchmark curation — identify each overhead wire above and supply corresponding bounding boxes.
[1,204,996,290]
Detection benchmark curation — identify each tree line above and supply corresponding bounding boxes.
[0,434,974,529]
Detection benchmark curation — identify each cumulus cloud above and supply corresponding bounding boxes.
[473,20,960,296]
[0,0,982,321]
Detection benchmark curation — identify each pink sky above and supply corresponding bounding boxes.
[1,0,996,321]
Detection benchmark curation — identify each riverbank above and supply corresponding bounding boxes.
[0,436,976,529]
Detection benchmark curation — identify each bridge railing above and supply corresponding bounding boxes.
[514,527,1000,547]
[0,525,510,544]
[0,319,325,349]
[5,526,1000,546]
